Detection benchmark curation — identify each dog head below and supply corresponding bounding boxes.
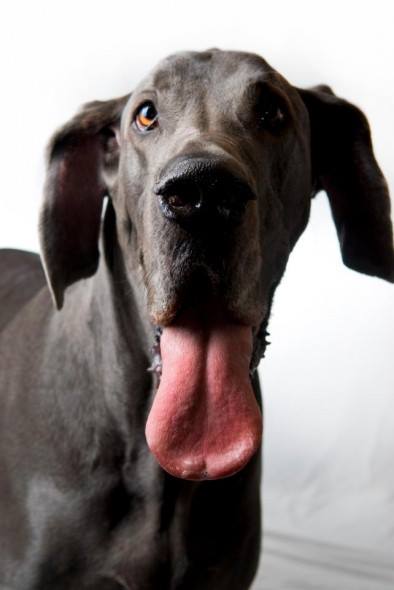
[40,49,393,480]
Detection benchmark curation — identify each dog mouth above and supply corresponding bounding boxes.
[145,303,268,481]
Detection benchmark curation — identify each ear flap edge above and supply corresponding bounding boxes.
[299,85,394,283]
[39,95,129,308]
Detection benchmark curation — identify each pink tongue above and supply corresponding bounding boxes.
[145,311,262,480]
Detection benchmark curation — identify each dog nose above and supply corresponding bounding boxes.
[154,157,255,224]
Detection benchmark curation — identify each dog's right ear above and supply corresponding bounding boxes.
[40,95,129,309]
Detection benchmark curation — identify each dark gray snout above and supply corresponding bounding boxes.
[154,156,256,225]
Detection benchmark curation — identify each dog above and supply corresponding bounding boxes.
[0,49,393,590]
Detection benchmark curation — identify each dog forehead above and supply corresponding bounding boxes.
[135,49,275,98]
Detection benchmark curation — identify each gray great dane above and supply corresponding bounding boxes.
[0,49,393,590]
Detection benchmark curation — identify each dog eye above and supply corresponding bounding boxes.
[260,104,285,130]
[249,82,288,133]
[258,94,286,132]
[134,102,158,132]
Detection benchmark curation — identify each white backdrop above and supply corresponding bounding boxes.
[0,1,393,588]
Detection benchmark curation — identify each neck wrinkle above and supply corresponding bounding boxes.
[92,203,156,441]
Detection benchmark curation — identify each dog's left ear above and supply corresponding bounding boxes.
[40,95,129,309]
[298,85,394,282]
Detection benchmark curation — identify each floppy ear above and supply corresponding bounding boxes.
[40,95,129,309]
[298,85,394,282]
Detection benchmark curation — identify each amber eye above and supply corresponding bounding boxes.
[134,102,158,132]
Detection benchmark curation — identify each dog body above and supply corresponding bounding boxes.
[0,249,261,589]
[0,50,392,589]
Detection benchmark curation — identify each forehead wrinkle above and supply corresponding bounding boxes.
[152,68,173,93]
[151,59,189,91]
[152,52,216,92]
[148,72,210,130]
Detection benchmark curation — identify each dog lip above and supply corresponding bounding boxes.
[149,303,269,378]
[149,322,270,380]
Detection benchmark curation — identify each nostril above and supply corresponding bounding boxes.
[158,185,203,220]
[216,191,250,220]
[155,157,256,224]
[167,191,201,210]
[167,194,187,208]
